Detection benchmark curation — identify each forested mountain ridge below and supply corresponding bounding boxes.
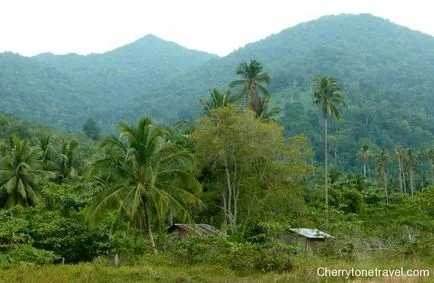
[0,35,217,129]
[1,14,433,169]
[119,13,434,120]
[111,14,434,169]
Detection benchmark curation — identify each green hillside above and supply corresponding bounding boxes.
[1,14,433,169]
[112,14,434,169]
[0,35,217,129]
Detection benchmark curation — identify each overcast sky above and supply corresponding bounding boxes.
[0,0,433,57]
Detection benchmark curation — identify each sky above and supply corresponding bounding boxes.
[0,0,433,57]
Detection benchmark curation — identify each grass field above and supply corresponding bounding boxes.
[0,255,432,282]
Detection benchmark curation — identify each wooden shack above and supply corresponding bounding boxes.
[287,228,334,252]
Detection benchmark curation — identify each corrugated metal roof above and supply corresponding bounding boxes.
[289,228,334,239]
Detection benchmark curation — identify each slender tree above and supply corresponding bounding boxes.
[229,60,271,112]
[406,148,417,195]
[312,76,345,228]
[376,148,390,203]
[87,117,202,253]
[395,145,406,194]
[358,144,373,178]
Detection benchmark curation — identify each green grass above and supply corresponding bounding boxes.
[0,256,432,282]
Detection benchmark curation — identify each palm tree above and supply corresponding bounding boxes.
[312,76,345,228]
[199,88,239,115]
[395,145,407,194]
[87,117,202,254]
[229,60,271,112]
[419,146,434,185]
[0,137,54,208]
[376,148,390,203]
[405,148,417,195]
[254,96,281,122]
[358,144,373,178]
[56,139,79,183]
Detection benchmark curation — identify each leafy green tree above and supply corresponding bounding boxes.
[83,118,100,140]
[312,76,345,227]
[0,137,53,208]
[192,106,310,231]
[199,88,239,115]
[229,60,271,112]
[87,117,202,253]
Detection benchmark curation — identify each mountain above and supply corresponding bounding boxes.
[0,35,217,129]
[107,14,434,168]
[115,14,434,120]
[1,14,433,169]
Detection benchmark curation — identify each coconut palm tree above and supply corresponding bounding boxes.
[312,76,345,228]
[376,148,390,203]
[87,117,202,253]
[0,137,54,208]
[406,148,417,195]
[395,145,407,194]
[199,88,239,115]
[229,60,271,112]
[358,144,373,178]
[254,96,281,122]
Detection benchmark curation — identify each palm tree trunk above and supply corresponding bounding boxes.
[397,158,403,193]
[383,170,388,204]
[430,160,434,185]
[410,170,414,196]
[324,117,329,228]
[363,162,367,178]
[144,207,157,254]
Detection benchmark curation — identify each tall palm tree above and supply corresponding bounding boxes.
[419,146,434,185]
[406,148,417,195]
[376,148,390,203]
[312,76,345,228]
[0,137,54,208]
[358,144,373,178]
[199,88,239,115]
[229,60,271,112]
[87,117,202,253]
[395,145,407,194]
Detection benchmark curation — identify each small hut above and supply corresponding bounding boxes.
[288,228,334,252]
[167,223,226,239]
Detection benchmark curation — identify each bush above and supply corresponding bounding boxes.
[0,245,58,268]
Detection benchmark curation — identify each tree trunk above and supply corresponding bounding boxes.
[397,158,403,193]
[383,171,388,204]
[363,162,367,178]
[225,164,233,226]
[324,117,329,228]
[430,160,434,185]
[402,164,407,194]
[144,207,157,254]
[222,191,227,225]
[410,170,414,196]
